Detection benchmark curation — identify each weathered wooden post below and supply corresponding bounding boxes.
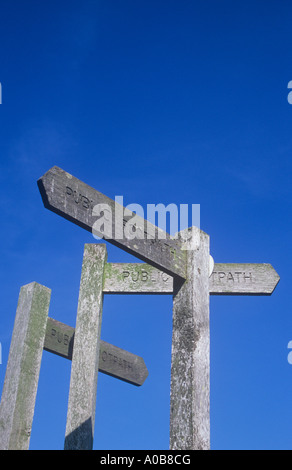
[170,227,210,450]
[0,282,51,450]
[64,244,107,450]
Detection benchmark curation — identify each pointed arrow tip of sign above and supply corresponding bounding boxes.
[270,265,280,294]
[37,176,50,208]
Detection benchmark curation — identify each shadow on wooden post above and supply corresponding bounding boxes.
[64,417,93,450]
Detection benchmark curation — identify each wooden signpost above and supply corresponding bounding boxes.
[1,166,280,450]
[36,166,280,450]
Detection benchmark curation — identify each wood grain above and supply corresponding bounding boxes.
[170,227,210,450]
[64,244,107,450]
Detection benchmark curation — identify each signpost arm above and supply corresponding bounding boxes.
[44,317,148,386]
[170,227,210,450]
[37,166,186,280]
[0,283,51,450]
[64,244,107,450]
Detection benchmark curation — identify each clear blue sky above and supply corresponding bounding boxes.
[0,0,291,450]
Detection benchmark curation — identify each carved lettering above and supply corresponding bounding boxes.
[212,271,253,284]
[65,186,93,210]
[161,272,170,282]
[102,350,107,362]
[141,270,148,282]
[108,265,172,291]
[66,186,73,196]
[50,328,70,346]
[73,191,81,204]
[131,272,139,282]
[57,332,63,343]
[82,196,90,209]
[243,272,252,282]
[121,268,171,284]
[101,350,134,371]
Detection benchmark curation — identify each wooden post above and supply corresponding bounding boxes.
[64,244,107,450]
[0,282,51,450]
[170,227,210,450]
